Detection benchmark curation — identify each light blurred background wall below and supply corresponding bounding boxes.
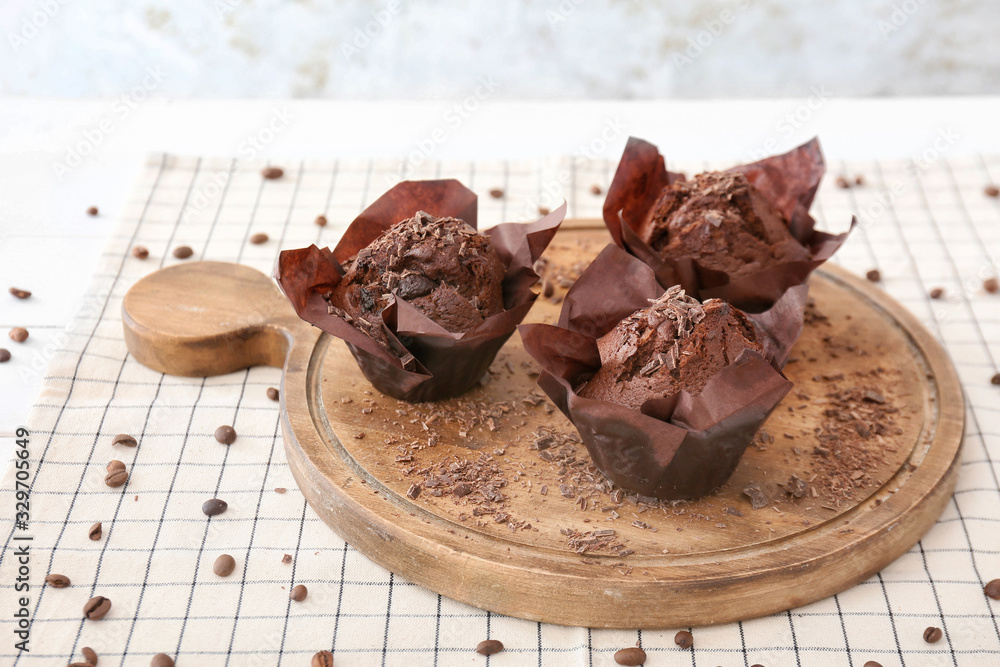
[3,0,998,98]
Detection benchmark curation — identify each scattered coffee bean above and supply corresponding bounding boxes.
[475,639,503,656]
[214,425,237,445]
[45,573,71,588]
[261,166,284,179]
[290,584,308,601]
[0,348,10,363]
[865,269,881,283]
[266,387,279,401]
[172,246,193,259]
[213,554,236,577]
[923,626,943,643]
[542,277,554,298]
[83,595,111,620]
[674,630,694,649]
[249,232,269,245]
[985,184,1000,198]
[87,206,99,216]
[614,646,646,665]
[311,650,334,667]
[275,487,287,494]
[863,661,883,667]
[106,460,126,473]
[150,654,174,667]
[986,579,1000,600]
[282,554,293,564]
[112,433,137,447]
[9,287,31,299]
[538,206,550,215]
[929,287,945,299]
[132,245,149,259]
[104,467,128,488]
[590,184,603,195]
[9,327,28,342]
[854,175,865,186]
[985,277,999,294]
[81,646,98,665]
[489,188,504,199]
[314,214,328,227]
[992,373,1000,386]
[835,176,851,189]
[89,522,102,541]
[202,498,228,516]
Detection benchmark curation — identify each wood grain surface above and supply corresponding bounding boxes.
[122,219,965,628]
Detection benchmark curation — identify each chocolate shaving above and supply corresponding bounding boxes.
[602,136,855,313]
[743,482,770,509]
[275,179,564,401]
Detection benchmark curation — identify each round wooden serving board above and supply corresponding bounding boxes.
[122,219,964,628]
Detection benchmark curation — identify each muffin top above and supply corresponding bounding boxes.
[579,286,764,410]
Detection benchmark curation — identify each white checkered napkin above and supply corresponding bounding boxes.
[2,151,1000,665]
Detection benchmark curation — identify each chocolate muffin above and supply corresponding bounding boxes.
[326,211,506,348]
[642,171,810,277]
[579,286,764,410]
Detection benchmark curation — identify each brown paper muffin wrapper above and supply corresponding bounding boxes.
[274,179,565,402]
[519,245,798,500]
[603,136,855,313]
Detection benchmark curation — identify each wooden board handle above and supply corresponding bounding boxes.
[122,261,315,377]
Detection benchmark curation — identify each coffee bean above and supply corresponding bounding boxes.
[89,522,102,541]
[150,654,174,667]
[87,206,99,216]
[590,184,603,195]
[290,584,308,601]
[489,188,504,199]
[112,433,137,447]
[985,277,999,294]
[9,327,28,342]
[311,650,334,667]
[83,595,111,620]
[81,646,98,665]
[266,387,279,401]
[992,373,1000,386]
[249,232,269,244]
[107,460,126,473]
[863,661,884,667]
[674,630,694,649]
[923,626,943,643]
[261,166,284,179]
[0,349,10,363]
[105,468,128,488]
[132,245,149,259]
[213,554,236,577]
[45,573,71,588]
[835,176,851,189]
[614,646,646,665]
[9,287,31,299]
[315,215,328,227]
[538,206,550,215]
[214,425,237,445]
[986,579,1000,599]
[172,245,194,259]
[475,639,503,656]
[202,498,228,516]
[929,287,944,299]
[865,269,881,283]
[854,175,865,186]
[985,184,1000,198]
